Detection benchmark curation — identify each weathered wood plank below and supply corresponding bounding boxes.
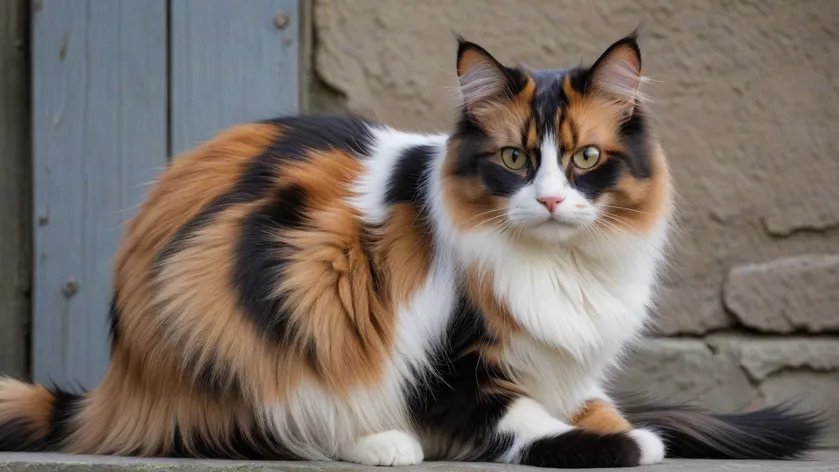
[170,0,300,156]
[31,0,167,388]
[0,0,30,379]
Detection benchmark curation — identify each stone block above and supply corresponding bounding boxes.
[614,338,758,411]
[707,335,839,380]
[615,337,839,447]
[724,254,839,333]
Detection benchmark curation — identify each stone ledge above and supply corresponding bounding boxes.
[1,453,838,472]
[723,254,839,333]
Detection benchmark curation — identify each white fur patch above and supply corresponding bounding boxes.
[629,428,666,465]
[338,430,424,466]
[349,125,447,225]
[456,223,668,418]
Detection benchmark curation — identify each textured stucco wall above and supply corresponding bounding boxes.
[309,0,839,446]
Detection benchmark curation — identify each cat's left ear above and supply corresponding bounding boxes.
[587,32,643,116]
[455,37,526,114]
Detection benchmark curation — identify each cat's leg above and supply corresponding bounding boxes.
[490,396,660,468]
[572,398,632,433]
[572,398,666,466]
[337,430,424,466]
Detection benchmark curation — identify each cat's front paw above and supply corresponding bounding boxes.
[338,430,424,466]
[629,428,666,465]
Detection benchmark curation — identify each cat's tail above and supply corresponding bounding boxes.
[0,373,295,459]
[0,377,84,452]
[619,393,825,460]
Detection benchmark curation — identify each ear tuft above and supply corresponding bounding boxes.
[588,33,644,113]
[455,39,517,113]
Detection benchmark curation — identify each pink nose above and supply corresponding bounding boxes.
[537,196,564,213]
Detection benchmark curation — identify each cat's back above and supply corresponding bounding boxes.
[114,113,378,300]
[110,113,448,401]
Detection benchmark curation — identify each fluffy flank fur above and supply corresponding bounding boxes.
[0,32,823,468]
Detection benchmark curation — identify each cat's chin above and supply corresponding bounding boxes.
[518,220,589,245]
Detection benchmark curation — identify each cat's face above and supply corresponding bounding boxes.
[443,33,669,246]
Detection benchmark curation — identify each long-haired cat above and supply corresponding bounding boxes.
[0,32,822,468]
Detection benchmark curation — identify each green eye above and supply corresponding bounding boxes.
[572,145,601,170]
[500,147,528,171]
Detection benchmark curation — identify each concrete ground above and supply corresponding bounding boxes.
[1,452,838,472]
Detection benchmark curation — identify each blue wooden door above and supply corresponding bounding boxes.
[31,0,300,389]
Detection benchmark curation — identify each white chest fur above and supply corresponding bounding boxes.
[455,227,668,419]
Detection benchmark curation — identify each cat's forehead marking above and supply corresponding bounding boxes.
[528,68,576,144]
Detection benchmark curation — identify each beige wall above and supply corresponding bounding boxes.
[309,0,839,445]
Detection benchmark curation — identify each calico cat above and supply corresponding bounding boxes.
[0,32,822,468]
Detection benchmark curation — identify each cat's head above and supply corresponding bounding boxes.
[442,32,671,246]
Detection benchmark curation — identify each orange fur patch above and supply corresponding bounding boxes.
[598,142,671,233]
[379,204,432,306]
[441,142,511,234]
[464,267,520,340]
[0,378,55,439]
[69,353,264,457]
[274,149,395,393]
[560,85,671,235]
[113,123,280,377]
[559,96,624,171]
[154,200,303,401]
[572,399,632,434]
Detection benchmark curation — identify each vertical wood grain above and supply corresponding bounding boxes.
[0,0,30,379]
[169,0,299,156]
[31,0,167,388]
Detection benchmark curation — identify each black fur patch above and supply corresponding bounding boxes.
[186,349,241,398]
[41,387,85,451]
[107,296,120,349]
[385,144,436,205]
[0,418,38,451]
[358,224,383,295]
[573,158,623,200]
[478,160,528,197]
[616,112,653,180]
[649,406,824,460]
[520,430,641,468]
[0,386,85,452]
[305,340,321,376]
[384,143,436,251]
[258,114,375,172]
[530,69,573,136]
[451,119,492,177]
[233,184,307,343]
[405,294,516,461]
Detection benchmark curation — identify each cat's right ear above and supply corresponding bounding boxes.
[455,37,524,114]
